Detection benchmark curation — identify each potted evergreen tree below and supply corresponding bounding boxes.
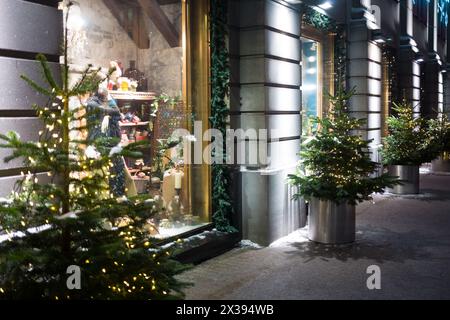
[289,89,397,244]
[380,103,432,194]
[0,4,188,299]
[428,114,450,173]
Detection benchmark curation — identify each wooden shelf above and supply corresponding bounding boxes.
[110,91,156,101]
[128,167,153,174]
[119,121,150,127]
[132,176,150,181]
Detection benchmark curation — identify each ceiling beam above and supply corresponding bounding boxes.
[137,0,180,48]
[157,0,180,4]
[102,0,150,49]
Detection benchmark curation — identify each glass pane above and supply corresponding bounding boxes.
[66,0,210,239]
[302,38,319,119]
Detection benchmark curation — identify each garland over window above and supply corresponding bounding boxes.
[210,0,236,233]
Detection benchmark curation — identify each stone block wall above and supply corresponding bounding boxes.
[0,0,62,196]
[68,0,183,96]
[230,0,304,246]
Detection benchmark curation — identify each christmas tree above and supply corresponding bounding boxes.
[289,88,397,205]
[0,3,187,300]
[427,113,450,159]
[380,103,433,166]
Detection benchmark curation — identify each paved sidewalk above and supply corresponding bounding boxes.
[180,173,450,300]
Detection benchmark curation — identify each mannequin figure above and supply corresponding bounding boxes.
[86,87,130,196]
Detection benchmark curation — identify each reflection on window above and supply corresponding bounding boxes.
[66,0,210,239]
[302,38,320,122]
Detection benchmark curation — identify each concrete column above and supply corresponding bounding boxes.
[398,0,421,116]
[230,0,303,245]
[444,6,450,118]
[423,0,443,118]
[347,0,383,161]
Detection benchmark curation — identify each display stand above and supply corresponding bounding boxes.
[110,90,156,194]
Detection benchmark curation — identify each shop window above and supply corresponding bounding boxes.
[301,24,335,134]
[381,48,398,137]
[302,37,322,120]
[66,0,210,239]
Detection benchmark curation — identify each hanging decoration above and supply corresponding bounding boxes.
[210,0,237,233]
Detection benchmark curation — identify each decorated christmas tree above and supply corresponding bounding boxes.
[380,103,433,166]
[289,88,397,205]
[427,113,450,159]
[0,3,187,300]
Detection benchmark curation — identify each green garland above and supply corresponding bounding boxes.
[210,0,236,233]
[301,4,335,30]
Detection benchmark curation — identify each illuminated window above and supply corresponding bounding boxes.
[302,37,321,120]
[66,0,211,239]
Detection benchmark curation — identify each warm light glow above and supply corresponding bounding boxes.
[67,3,85,31]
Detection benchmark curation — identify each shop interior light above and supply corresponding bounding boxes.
[67,1,85,31]
[302,84,317,91]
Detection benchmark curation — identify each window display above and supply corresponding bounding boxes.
[66,0,210,239]
[302,37,321,119]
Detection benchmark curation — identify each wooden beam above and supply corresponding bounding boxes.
[157,0,180,4]
[137,0,180,48]
[102,0,150,49]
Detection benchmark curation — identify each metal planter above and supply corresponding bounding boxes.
[431,155,450,173]
[387,165,420,195]
[308,198,356,244]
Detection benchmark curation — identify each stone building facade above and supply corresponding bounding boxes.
[0,0,448,246]
[229,0,449,245]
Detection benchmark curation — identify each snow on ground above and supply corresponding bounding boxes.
[269,228,309,248]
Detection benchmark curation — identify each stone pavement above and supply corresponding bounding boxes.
[179,173,450,300]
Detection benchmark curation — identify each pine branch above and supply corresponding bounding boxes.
[20,75,53,97]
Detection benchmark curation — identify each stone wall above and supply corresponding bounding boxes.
[68,0,182,96]
[139,4,183,96]
[230,0,304,246]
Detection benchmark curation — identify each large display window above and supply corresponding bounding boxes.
[66,0,211,239]
[301,24,335,134]
[302,37,321,119]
